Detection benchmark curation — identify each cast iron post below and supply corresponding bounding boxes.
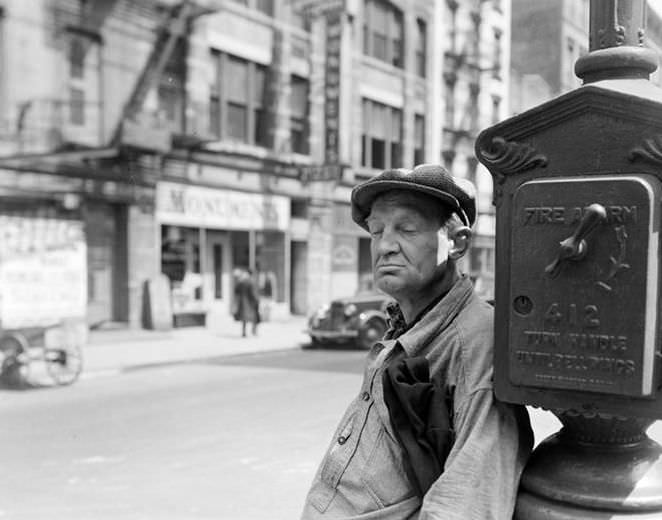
[476,0,662,517]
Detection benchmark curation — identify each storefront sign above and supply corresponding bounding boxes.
[332,235,357,272]
[156,182,290,231]
[325,8,343,165]
[299,164,343,185]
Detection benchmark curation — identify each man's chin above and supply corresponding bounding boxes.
[375,277,404,297]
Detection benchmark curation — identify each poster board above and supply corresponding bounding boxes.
[0,215,87,329]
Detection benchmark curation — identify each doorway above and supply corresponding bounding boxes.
[290,240,308,315]
[86,202,128,327]
[204,230,231,315]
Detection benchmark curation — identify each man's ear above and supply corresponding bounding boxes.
[449,226,472,260]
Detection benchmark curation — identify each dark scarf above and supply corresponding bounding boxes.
[383,355,454,497]
[381,267,459,497]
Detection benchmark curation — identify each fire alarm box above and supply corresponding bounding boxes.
[505,174,661,400]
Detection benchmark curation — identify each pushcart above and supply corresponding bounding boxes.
[0,212,88,388]
[0,319,85,387]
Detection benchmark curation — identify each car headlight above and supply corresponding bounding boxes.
[344,303,357,318]
[310,304,330,327]
[315,304,330,320]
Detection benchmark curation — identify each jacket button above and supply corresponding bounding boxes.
[338,436,347,445]
[361,391,370,401]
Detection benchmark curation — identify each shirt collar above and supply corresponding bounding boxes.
[385,294,443,339]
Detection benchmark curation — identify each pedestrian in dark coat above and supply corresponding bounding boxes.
[233,268,260,337]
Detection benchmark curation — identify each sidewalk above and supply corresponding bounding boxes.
[82,315,310,377]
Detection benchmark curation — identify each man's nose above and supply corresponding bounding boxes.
[376,229,399,255]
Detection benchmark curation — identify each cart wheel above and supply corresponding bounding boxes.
[0,333,30,388]
[45,343,83,385]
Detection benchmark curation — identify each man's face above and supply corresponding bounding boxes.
[366,193,449,300]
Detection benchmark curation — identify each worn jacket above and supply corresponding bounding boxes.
[300,274,533,519]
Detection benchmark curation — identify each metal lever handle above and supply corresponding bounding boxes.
[545,203,607,278]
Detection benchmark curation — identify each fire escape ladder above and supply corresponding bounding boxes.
[111,0,193,146]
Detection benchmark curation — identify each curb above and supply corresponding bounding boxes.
[115,345,305,374]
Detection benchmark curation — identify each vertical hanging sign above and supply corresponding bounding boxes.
[324,7,343,165]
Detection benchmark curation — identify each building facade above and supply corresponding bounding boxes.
[511,0,662,114]
[0,0,509,330]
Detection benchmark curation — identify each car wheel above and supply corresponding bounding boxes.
[357,317,387,350]
[307,337,322,349]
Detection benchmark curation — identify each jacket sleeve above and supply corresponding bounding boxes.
[418,388,533,520]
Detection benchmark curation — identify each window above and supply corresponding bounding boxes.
[468,85,479,133]
[361,99,402,169]
[471,12,481,61]
[447,1,458,54]
[471,246,495,275]
[209,50,270,146]
[158,39,186,132]
[442,150,455,171]
[256,0,273,16]
[414,115,425,165]
[69,38,85,79]
[70,87,85,125]
[290,75,309,154]
[159,84,180,123]
[444,77,455,126]
[254,65,268,147]
[491,95,501,125]
[363,0,404,68]
[390,8,403,67]
[231,0,272,15]
[291,199,308,218]
[390,109,402,167]
[566,37,576,86]
[466,156,478,182]
[227,56,249,140]
[492,29,502,79]
[209,50,221,137]
[415,19,426,77]
[291,9,311,31]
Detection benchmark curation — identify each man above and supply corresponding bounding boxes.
[301,164,533,519]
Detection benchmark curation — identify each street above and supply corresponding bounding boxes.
[0,348,365,520]
[2,345,661,520]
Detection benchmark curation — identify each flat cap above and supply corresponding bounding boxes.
[351,164,477,229]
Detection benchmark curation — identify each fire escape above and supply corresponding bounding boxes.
[0,0,213,181]
[442,0,495,183]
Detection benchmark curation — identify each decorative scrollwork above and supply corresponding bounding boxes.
[478,136,548,182]
[629,135,662,165]
[598,25,626,48]
[596,225,630,292]
[639,27,646,46]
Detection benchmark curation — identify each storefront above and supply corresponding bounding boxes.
[156,181,291,326]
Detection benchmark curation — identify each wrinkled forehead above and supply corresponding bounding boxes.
[367,190,445,224]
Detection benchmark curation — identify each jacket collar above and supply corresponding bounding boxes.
[384,273,474,357]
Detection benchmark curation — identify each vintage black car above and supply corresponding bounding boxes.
[306,291,393,350]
